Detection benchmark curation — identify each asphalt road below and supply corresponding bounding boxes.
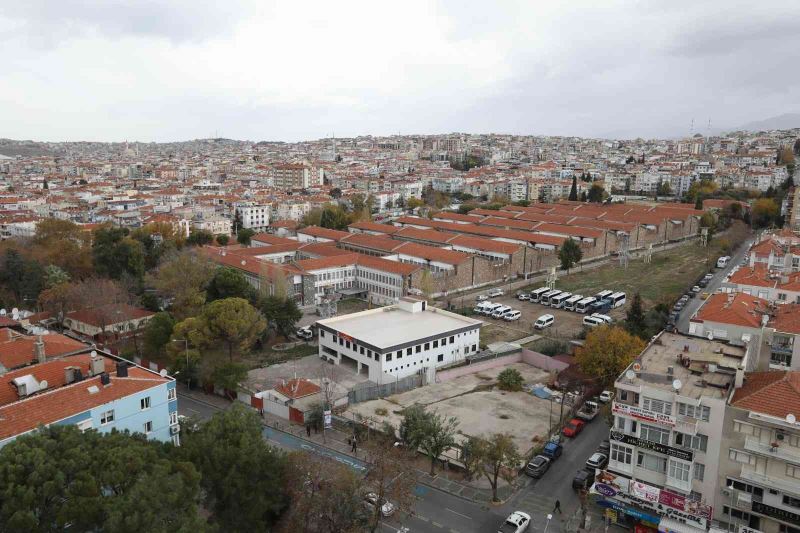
[676,237,753,334]
[177,391,224,421]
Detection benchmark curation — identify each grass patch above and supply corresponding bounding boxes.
[336,298,370,315]
[479,323,525,345]
[529,338,569,356]
[248,343,318,367]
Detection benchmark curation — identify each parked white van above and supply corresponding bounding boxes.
[473,301,493,314]
[480,302,502,316]
[582,315,605,328]
[590,313,613,324]
[504,310,522,321]
[491,305,512,319]
[534,314,555,329]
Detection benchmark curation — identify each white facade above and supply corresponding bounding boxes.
[237,204,270,232]
[316,298,481,384]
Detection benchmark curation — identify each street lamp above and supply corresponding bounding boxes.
[171,338,191,390]
[544,513,553,533]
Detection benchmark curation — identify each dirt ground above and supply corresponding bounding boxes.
[347,362,555,455]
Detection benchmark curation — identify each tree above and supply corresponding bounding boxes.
[0,425,206,532]
[92,226,146,281]
[580,191,588,202]
[416,411,460,476]
[179,405,287,531]
[207,267,256,303]
[143,311,175,359]
[279,452,367,533]
[587,183,606,203]
[261,295,303,339]
[398,404,428,449]
[38,282,74,330]
[216,234,230,246]
[237,228,255,246]
[568,175,578,201]
[497,368,524,392]
[407,197,425,210]
[319,205,350,230]
[146,250,215,320]
[199,297,266,362]
[418,269,435,301]
[0,249,44,305]
[625,293,647,339]
[186,230,213,247]
[43,264,70,288]
[472,433,521,502]
[362,443,417,533]
[576,326,645,386]
[558,238,583,272]
[31,219,93,279]
[657,180,672,196]
[751,198,780,229]
[329,187,343,199]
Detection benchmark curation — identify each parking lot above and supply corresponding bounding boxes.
[475,288,628,344]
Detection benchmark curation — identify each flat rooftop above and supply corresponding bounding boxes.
[316,305,482,351]
[620,331,745,400]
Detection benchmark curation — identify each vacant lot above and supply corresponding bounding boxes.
[347,362,555,455]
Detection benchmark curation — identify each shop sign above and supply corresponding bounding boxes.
[597,499,661,524]
[631,481,660,503]
[610,430,694,462]
[597,483,619,497]
[613,402,676,426]
[595,470,631,494]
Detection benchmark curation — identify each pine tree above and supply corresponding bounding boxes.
[568,175,578,201]
[625,292,647,338]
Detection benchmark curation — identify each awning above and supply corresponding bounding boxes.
[657,517,706,533]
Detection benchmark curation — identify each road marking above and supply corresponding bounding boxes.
[417,515,429,522]
[445,508,472,519]
[431,521,444,528]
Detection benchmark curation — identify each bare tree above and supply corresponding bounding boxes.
[363,442,417,533]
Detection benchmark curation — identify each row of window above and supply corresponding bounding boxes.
[355,268,401,286]
[618,394,711,423]
[325,330,475,363]
[734,421,800,448]
[616,419,709,452]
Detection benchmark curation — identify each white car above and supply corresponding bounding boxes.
[599,390,614,403]
[488,288,504,297]
[476,294,490,302]
[296,326,314,340]
[364,492,396,517]
[498,511,531,533]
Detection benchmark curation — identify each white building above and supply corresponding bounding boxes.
[316,298,482,384]
[236,204,270,233]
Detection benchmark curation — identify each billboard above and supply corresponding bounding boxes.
[612,402,676,426]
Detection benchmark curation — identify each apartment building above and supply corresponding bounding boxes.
[717,371,800,533]
[0,344,179,448]
[315,297,481,384]
[235,204,270,232]
[601,332,752,533]
[273,163,319,189]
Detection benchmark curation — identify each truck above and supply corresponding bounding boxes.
[576,400,599,422]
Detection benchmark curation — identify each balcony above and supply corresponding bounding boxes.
[744,436,800,463]
[665,475,692,493]
[740,469,800,497]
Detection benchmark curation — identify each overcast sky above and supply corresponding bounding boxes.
[2,1,799,143]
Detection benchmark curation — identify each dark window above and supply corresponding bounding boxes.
[386,353,392,361]
[425,343,430,350]
[438,354,444,362]
[407,348,412,355]
[346,341,350,349]
[433,340,439,348]
[620,390,628,401]
[779,525,800,533]
[367,349,372,358]
[397,350,402,359]
[783,495,800,509]
[416,346,421,353]
[320,331,325,338]
[339,338,343,346]
[472,344,477,352]
[360,347,365,355]
[449,336,455,343]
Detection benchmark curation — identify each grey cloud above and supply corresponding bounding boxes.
[0,0,257,47]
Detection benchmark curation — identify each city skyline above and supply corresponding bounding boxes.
[3,1,800,142]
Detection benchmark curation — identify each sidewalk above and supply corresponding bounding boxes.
[260,410,515,504]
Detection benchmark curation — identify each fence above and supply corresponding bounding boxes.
[347,373,423,404]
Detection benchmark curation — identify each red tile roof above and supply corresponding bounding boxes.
[693,293,769,328]
[340,233,405,253]
[730,371,800,420]
[274,378,320,399]
[297,226,350,241]
[769,303,800,334]
[66,304,154,328]
[356,255,421,276]
[348,221,400,234]
[0,333,88,370]
[393,242,470,265]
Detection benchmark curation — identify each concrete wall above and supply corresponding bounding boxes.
[435,349,568,383]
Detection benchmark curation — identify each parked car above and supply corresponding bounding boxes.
[476,294,490,302]
[585,452,609,471]
[701,291,710,300]
[534,314,555,330]
[488,288,504,297]
[517,292,530,301]
[525,455,551,478]
[572,469,592,490]
[498,511,531,533]
[597,439,611,455]
[491,305,512,319]
[576,401,599,422]
[504,310,522,321]
[542,441,563,460]
[691,285,701,293]
[363,493,396,517]
[704,273,714,281]
[562,418,586,437]
[296,326,314,340]
[590,313,613,324]
[598,390,614,403]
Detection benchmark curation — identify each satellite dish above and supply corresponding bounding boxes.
[241,260,246,266]
[672,379,683,391]
[11,308,18,314]
[625,370,636,380]
[39,380,48,389]
[788,414,797,424]
[159,369,168,377]
[707,332,714,340]
[90,350,97,357]
[0,309,5,316]
[632,362,642,372]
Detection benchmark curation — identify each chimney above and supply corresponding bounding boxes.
[100,373,111,386]
[34,336,46,364]
[115,362,128,378]
[90,354,104,376]
[64,366,76,384]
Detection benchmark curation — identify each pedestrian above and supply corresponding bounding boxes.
[553,499,562,514]
[306,424,311,437]
[351,435,357,453]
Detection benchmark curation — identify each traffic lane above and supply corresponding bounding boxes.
[261,426,370,473]
[177,393,222,422]
[412,484,488,533]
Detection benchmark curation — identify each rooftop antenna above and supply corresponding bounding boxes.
[690,118,694,135]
